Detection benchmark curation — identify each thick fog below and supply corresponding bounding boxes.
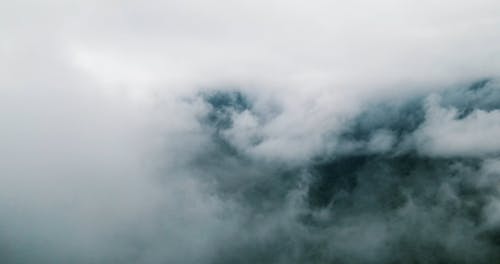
[2,0,500,263]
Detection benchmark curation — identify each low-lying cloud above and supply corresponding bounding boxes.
[2,0,500,263]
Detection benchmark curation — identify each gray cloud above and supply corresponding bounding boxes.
[2,0,500,263]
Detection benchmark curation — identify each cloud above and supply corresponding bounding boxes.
[2,0,500,263]
[415,93,500,157]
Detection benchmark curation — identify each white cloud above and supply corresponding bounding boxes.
[415,95,500,157]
